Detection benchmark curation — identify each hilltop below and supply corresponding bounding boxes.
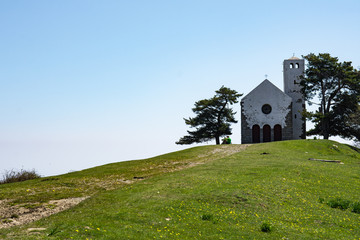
[0,140,360,239]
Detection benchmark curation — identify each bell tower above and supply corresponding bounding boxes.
[283,56,306,139]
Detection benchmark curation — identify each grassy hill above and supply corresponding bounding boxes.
[1,140,360,239]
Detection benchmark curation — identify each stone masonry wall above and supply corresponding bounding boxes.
[241,101,293,143]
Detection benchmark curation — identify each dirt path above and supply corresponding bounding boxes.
[0,197,88,229]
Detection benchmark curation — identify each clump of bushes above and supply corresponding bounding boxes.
[0,169,41,184]
[201,214,213,221]
[321,197,360,214]
[327,198,351,210]
[260,222,272,232]
[351,202,360,214]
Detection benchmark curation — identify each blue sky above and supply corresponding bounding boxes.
[1,0,360,176]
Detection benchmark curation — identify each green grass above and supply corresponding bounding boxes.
[0,145,237,204]
[1,140,360,239]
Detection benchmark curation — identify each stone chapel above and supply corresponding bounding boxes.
[240,56,306,144]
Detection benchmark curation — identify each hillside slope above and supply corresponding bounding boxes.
[1,140,360,239]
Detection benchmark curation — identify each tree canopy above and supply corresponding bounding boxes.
[300,53,360,140]
[176,86,242,145]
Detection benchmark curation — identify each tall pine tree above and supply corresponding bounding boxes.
[176,86,242,145]
[300,53,360,140]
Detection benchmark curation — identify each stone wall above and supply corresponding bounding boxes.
[241,101,252,144]
[241,101,293,143]
[283,58,306,139]
[282,103,293,140]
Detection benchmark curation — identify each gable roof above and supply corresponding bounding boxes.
[241,79,293,128]
[241,79,291,102]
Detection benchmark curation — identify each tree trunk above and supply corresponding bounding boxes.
[323,129,329,139]
[322,117,330,139]
[215,136,220,145]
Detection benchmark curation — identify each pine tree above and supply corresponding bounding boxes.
[300,53,360,140]
[176,86,242,145]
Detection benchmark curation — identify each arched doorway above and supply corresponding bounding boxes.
[252,125,260,143]
[263,125,271,142]
[274,124,282,141]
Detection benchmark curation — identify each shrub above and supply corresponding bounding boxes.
[260,222,272,232]
[351,202,360,214]
[201,214,213,221]
[0,169,41,184]
[327,198,351,210]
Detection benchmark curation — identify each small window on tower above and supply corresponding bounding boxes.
[296,63,299,68]
[290,63,294,68]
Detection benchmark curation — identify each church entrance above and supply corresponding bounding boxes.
[252,125,260,143]
[274,124,282,141]
[263,125,271,142]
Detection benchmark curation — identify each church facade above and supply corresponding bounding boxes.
[240,57,306,144]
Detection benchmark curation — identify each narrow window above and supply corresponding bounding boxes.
[290,63,294,69]
[296,63,299,68]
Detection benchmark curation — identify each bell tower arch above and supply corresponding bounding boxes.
[283,56,306,139]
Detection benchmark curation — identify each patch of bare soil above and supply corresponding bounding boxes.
[199,144,250,158]
[0,197,88,229]
[175,144,250,170]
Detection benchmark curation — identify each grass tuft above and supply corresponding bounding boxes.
[47,225,61,236]
[201,214,213,221]
[260,222,272,232]
[326,198,351,210]
[352,202,360,214]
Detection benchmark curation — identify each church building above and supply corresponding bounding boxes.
[240,57,306,143]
